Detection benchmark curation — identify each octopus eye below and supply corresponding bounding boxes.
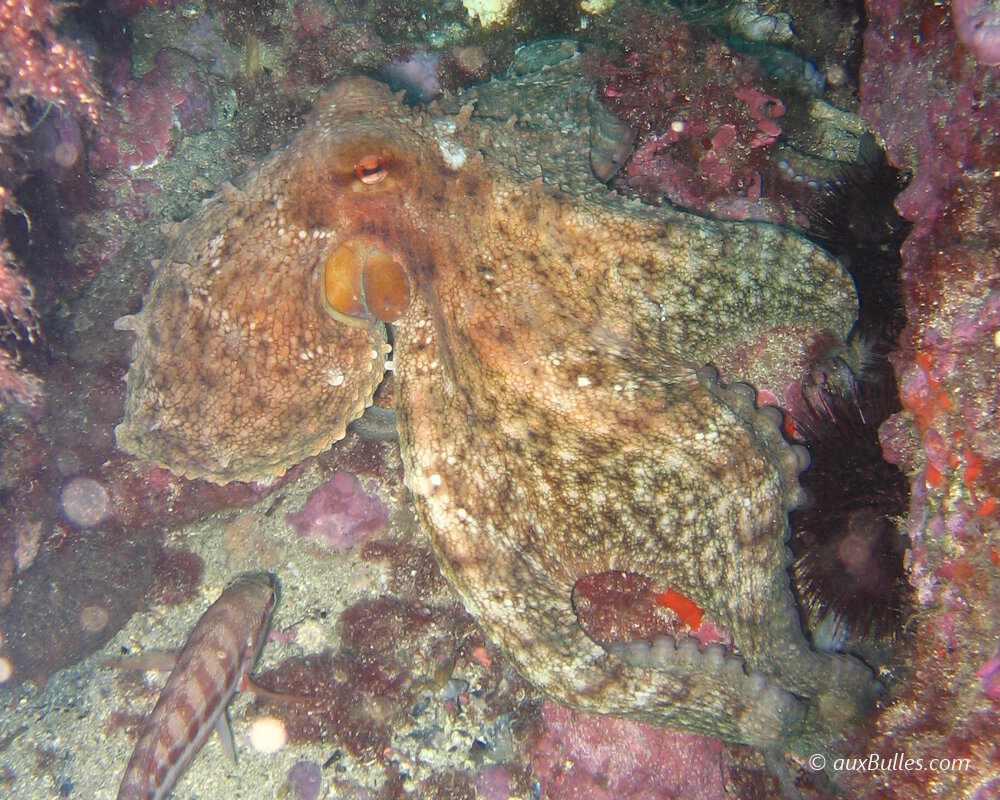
[354,155,387,184]
[324,239,409,326]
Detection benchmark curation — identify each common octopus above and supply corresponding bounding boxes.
[116,41,877,751]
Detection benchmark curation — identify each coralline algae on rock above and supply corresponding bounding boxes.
[285,470,389,550]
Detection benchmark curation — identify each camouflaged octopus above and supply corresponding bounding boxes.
[116,42,876,750]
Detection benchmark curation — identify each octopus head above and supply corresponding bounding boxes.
[114,76,479,483]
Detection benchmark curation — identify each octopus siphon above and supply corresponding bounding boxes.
[116,41,877,751]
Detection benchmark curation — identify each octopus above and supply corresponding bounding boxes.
[116,41,877,751]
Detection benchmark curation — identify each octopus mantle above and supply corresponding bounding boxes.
[116,41,875,750]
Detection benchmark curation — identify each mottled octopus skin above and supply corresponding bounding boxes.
[117,44,876,750]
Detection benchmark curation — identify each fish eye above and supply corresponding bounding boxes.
[354,154,387,184]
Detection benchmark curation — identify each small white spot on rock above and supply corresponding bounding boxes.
[249,716,287,754]
[60,476,111,528]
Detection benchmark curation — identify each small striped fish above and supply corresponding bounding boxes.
[117,571,278,800]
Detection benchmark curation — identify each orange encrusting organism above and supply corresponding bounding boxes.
[911,350,953,429]
[654,588,705,631]
[906,351,998,515]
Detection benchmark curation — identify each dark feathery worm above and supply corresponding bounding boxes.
[116,571,277,800]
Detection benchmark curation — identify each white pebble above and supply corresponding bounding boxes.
[249,716,287,754]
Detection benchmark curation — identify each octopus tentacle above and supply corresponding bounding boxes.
[398,277,874,750]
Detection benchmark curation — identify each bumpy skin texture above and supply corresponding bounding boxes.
[117,44,874,750]
[115,131,392,483]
